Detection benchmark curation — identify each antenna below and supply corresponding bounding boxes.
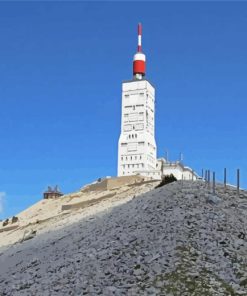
[137,23,142,52]
[133,23,146,79]
[165,150,169,162]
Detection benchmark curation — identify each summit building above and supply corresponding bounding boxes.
[118,24,159,179]
[118,24,197,181]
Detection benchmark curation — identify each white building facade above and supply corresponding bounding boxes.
[118,79,157,177]
[156,158,198,181]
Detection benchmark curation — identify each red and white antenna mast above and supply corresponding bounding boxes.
[133,23,146,80]
[137,22,142,52]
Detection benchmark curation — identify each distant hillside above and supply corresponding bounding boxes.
[0,180,247,295]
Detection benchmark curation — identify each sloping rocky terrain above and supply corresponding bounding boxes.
[0,178,157,249]
[0,180,247,295]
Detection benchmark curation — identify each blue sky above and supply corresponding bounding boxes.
[1,2,247,219]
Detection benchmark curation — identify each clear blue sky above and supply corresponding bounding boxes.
[1,2,247,219]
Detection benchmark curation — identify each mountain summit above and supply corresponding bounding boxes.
[0,179,246,295]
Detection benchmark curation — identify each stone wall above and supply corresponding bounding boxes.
[81,175,146,192]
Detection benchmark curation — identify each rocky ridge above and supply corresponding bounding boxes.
[0,180,247,295]
[0,178,157,249]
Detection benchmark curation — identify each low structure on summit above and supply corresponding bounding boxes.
[43,186,63,199]
[156,158,198,180]
[135,158,197,180]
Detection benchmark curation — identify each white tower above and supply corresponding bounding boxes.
[118,24,157,178]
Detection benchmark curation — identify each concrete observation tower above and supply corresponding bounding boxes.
[118,24,159,179]
[117,24,198,181]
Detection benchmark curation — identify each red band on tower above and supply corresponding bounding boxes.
[133,60,145,75]
[133,23,146,77]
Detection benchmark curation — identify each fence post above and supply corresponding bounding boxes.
[237,169,240,196]
[224,168,227,191]
[208,170,211,189]
[213,172,216,195]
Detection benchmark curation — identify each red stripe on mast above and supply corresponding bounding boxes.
[137,23,142,52]
[138,23,142,35]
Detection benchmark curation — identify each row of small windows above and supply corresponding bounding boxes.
[124,93,154,101]
[124,93,144,98]
[128,134,137,139]
[124,93,154,99]
[124,104,144,110]
[121,155,142,161]
[122,164,144,169]
[124,112,144,117]
[121,142,144,147]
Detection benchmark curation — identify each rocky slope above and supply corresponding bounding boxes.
[0,180,247,296]
[0,178,157,249]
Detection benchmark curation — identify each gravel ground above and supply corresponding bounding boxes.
[0,180,246,296]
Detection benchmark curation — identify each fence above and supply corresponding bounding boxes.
[200,168,241,196]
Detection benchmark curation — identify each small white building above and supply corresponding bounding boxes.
[132,158,198,181]
[156,158,198,180]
